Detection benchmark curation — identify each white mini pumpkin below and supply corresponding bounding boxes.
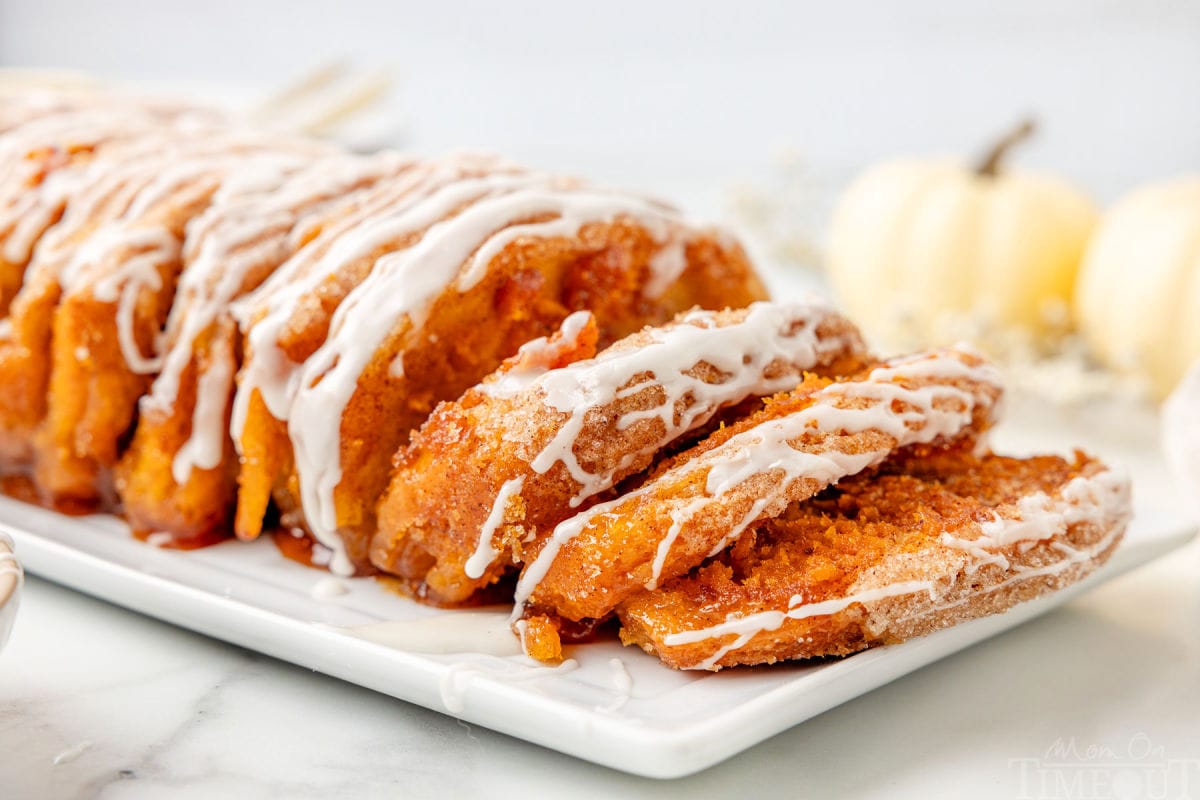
[1075,177,1200,398]
[827,122,1098,350]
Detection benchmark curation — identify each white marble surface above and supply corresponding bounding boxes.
[0,538,1196,799]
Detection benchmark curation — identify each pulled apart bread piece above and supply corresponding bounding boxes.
[617,450,1130,670]
[373,300,868,604]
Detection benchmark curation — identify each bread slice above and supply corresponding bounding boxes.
[617,449,1130,670]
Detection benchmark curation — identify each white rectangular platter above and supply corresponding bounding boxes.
[6,394,1197,778]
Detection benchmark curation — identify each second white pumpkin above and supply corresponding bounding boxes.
[1075,176,1200,398]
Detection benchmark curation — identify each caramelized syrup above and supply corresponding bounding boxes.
[2,473,101,517]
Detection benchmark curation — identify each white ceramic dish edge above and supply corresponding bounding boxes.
[6,508,1193,778]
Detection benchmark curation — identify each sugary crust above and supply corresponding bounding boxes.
[517,348,1004,629]
[371,301,867,604]
[616,451,1131,670]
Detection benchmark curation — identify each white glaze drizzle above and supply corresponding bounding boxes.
[512,619,533,658]
[230,152,518,326]
[168,332,235,482]
[939,466,1132,572]
[642,238,688,299]
[5,104,224,272]
[144,151,413,483]
[476,309,594,398]
[232,157,699,575]
[240,163,560,404]
[439,658,579,715]
[465,476,526,579]
[230,159,497,442]
[30,133,319,377]
[665,580,938,670]
[0,106,211,265]
[649,497,711,589]
[892,483,1131,628]
[512,619,533,659]
[505,301,861,508]
[510,349,1001,621]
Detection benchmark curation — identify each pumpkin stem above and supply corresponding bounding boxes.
[974,118,1037,178]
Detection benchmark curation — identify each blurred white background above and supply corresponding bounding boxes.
[3,0,1198,202]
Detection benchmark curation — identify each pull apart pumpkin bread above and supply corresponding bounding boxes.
[0,89,1133,673]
